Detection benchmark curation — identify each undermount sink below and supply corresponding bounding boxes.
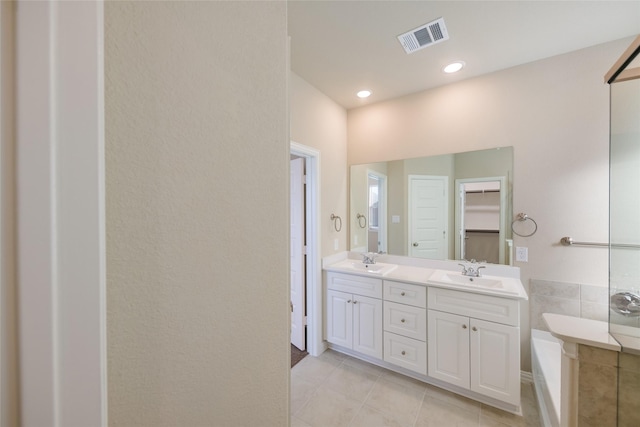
[348,261,398,275]
[428,270,518,295]
[328,260,398,276]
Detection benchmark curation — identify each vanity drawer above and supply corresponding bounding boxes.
[384,332,427,375]
[384,301,426,341]
[383,280,427,308]
[428,287,519,326]
[326,272,382,299]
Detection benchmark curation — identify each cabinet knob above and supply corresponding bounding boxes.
[401,319,406,323]
[401,292,406,296]
[353,300,357,304]
[413,242,419,247]
[347,300,351,303]
[472,327,477,332]
[462,324,467,329]
[401,351,406,356]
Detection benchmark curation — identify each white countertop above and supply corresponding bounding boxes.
[543,313,621,352]
[323,254,528,300]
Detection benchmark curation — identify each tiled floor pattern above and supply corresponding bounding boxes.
[291,350,541,427]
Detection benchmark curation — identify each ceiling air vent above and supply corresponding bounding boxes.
[397,17,449,54]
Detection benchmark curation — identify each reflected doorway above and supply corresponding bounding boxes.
[455,177,506,264]
[367,171,387,253]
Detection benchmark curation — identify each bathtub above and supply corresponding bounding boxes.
[531,329,561,427]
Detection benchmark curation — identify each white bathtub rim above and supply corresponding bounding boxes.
[531,329,561,427]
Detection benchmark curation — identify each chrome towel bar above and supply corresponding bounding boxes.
[560,236,640,249]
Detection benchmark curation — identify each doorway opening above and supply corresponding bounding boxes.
[290,142,322,361]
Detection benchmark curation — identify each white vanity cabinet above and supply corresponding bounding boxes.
[427,287,521,406]
[382,280,427,374]
[325,272,383,359]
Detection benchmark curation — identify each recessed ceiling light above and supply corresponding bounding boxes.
[443,61,465,74]
[357,90,372,98]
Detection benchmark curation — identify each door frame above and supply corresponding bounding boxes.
[454,176,506,264]
[15,2,107,425]
[290,141,322,357]
[289,157,305,351]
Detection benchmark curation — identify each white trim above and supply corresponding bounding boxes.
[16,1,106,425]
[290,142,323,357]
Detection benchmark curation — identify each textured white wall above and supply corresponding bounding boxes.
[106,2,289,425]
[290,72,348,256]
[348,37,633,370]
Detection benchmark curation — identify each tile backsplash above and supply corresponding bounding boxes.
[530,279,609,331]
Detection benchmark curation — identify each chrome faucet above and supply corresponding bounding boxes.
[458,259,486,277]
[361,252,378,265]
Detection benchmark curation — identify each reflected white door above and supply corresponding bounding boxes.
[408,175,448,259]
[290,158,306,351]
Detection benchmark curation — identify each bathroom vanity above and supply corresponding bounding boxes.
[323,254,528,413]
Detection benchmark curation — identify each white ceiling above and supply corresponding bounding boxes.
[288,1,640,109]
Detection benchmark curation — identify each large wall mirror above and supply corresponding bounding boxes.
[350,147,513,265]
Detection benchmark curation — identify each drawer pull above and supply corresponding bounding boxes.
[401,318,406,323]
[472,327,477,332]
[401,291,406,296]
[462,324,467,329]
[401,351,406,356]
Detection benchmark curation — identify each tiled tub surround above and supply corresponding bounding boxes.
[541,313,640,427]
[618,352,640,427]
[577,345,618,427]
[529,279,609,330]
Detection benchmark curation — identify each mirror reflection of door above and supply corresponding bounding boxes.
[455,178,506,264]
[408,175,448,259]
[367,171,387,253]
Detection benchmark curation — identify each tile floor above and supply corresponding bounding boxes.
[291,350,541,427]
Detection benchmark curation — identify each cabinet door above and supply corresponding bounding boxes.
[470,318,520,406]
[353,295,383,359]
[427,310,470,389]
[326,289,353,348]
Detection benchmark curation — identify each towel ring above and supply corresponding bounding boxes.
[511,212,537,237]
[330,214,342,232]
[356,213,367,229]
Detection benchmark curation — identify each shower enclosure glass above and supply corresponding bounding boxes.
[607,36,640,427]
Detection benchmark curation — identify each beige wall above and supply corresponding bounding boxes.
[348,37,634,370]
[0,1,18,426]
[290,72,348,256]
[106,2,289,425]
